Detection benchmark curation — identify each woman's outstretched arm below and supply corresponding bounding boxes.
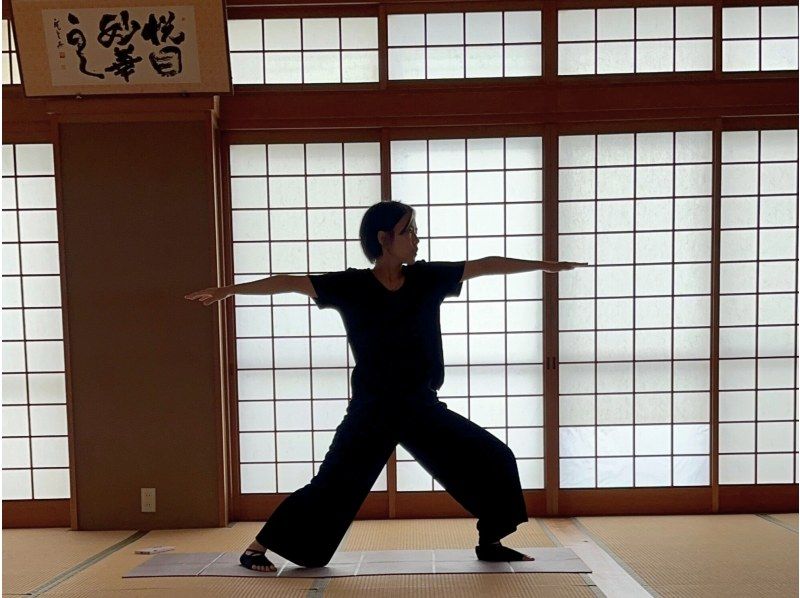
[184,275,316,306]
[461,257,589,282]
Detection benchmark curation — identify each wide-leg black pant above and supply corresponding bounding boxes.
[255,390,529,567]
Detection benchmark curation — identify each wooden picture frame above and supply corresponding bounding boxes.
[10,0,231,96]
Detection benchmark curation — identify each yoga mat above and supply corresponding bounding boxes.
[123,547,591,578]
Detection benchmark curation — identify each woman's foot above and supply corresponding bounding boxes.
[475,541,535,562]
[240,540,276,572]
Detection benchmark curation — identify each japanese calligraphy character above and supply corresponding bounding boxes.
[97,11,141,48]
[104,44,142,82]
[149,45,182,77]
[65,13,104,79]
[141,12,185,46]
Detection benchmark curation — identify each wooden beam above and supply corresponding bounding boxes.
[216,78,796,131]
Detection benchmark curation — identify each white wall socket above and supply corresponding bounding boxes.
[141,488,156,513]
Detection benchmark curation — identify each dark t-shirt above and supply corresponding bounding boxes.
[308,260,465,399]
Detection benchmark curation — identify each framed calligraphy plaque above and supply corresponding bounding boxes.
[9,0,231,96]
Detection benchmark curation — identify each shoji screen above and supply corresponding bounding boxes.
[719,129,798,484]
[387,11,541,79]
[558,6,713,75]
[2,19,21,84]
[722,5,798,72]
[228,17,379,84]
[229,141,387,494]
[390,136,545,491]
[558,131,713,488]
[2,143,69,500]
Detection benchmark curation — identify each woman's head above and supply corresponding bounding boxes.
[359,200,419,264]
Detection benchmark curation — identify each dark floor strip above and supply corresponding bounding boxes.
[307,576,331,595]
[29,530,150,597]
[757,513,798,534]
[303,523,358,597]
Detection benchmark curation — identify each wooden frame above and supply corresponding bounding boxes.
[9,0,231,96]
[216,0,797,521]
[221,112,797,521]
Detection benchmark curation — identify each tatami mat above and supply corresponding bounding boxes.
[329,517,598,596]
[3,519,596,598]
[576,514,799,598]
[340,516,554,550]
[3,514,795,597]
[325,575,598,598]
[2,528,134,596]
[8,524,312,597]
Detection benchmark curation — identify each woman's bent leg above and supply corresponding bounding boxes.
[255,401,397,567]
[399,400,528,543]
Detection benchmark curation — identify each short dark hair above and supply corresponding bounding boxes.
[359,200,415,264]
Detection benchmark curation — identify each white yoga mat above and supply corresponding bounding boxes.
[124,547,591,578]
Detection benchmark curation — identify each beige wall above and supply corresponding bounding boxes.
[58,119,227,530]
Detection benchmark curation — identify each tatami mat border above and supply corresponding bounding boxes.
[540,518,605,598]
[27,531,149,597]
[757,513,799,534]
[572,518,662,598]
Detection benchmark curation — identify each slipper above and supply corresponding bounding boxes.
[239,548,277,572]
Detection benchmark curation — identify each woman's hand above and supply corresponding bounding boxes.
[184,286,231,306]
[543,261,590,273]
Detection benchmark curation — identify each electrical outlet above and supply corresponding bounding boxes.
[141,488,156,513]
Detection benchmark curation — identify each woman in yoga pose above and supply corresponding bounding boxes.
[185,200,587,573]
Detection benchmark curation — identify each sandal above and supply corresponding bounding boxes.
[239,548,277,572]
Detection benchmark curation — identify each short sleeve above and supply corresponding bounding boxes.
[308,268,358,310]
[420,260,465,301]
